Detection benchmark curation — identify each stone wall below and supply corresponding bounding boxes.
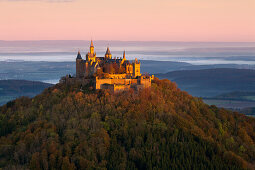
[114,84,131,92]
[108,74,127,79]
[61,76,92,86]
[95,78,112,89]
[139,76,152,88]
[95,77,140,90]
[101,84,131,93]
[61,75,153,92]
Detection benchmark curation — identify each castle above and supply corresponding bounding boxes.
[61,41,153,92]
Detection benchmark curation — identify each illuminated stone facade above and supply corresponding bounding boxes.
[63,41,153,92]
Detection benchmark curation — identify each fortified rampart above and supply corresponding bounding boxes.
[60,75,153,92]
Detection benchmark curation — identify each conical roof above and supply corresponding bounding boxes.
[106,47,111,55]
[77,51,82,59]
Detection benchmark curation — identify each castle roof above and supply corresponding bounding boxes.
[90,40,94,47]
[105,47,111,55]
[106,59,122,64]
[77,51,82,59]
[123,50,126,58]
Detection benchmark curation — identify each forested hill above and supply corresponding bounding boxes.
[0,79,255,169]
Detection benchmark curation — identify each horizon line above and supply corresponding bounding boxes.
[0,40,255,43]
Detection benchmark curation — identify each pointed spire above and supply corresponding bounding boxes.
[123,50,126,59]
[90,40,94,47]
[106,46,111,54]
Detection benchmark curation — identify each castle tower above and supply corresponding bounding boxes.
[90,40,94,54]
[105,47,112,59]
[76,51,85,78]
[86,40,96,62]
[133,58,141,78]
[123,50,126,59]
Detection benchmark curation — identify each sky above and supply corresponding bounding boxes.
[0,0,254,42]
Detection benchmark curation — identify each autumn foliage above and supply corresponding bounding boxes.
[0,78,255,169]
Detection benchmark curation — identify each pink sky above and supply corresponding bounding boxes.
[0,0,254,42]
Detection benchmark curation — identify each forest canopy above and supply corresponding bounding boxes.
[0,78,255,169]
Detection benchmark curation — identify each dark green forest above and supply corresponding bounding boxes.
[0,78,255,169]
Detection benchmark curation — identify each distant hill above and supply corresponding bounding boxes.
[203,91,255,116]
[212,91,255,101]
[141,60,255,73]
[156,68,255,97]
[0,79,255,169]
[0,80,52,105]
[0,61,75,82]
[140,60,192,73]
[1,61,255,83]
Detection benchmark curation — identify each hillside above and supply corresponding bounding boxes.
[156,68,255,97]
[0,79,255,169]
[0,80,53,105]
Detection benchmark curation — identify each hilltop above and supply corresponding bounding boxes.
[0,78,255,169]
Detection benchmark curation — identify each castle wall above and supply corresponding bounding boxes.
[101,84,115,91]
[61,76,92,85]
[114,84,131,92]
[95,78,112,89]
[100,84,131,93]
[108,74,127,79]
[131,79,138,84]
[95,78,139,90]
[138,76,152,88]
[140,78,151,88]
[62,75,152,92]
